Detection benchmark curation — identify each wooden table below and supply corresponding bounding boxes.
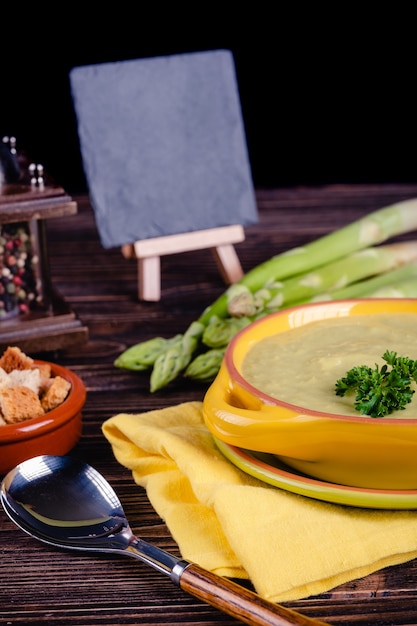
[2,184,417,625]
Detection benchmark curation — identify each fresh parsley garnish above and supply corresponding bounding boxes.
[335,350,417,417]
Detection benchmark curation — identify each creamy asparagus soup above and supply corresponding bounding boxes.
[241,313,417,417]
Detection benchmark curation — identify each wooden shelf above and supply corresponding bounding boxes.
[0,289,88,354]
[0,164,88,353]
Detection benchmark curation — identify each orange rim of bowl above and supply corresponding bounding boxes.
[224,298,417,425]
[0,360,87,443]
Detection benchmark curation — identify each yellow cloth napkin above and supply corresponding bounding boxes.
[102,401,417,603]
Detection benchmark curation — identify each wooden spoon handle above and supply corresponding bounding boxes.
[179,563,328,626]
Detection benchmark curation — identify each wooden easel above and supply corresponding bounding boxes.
[121,224,245,301]
[70,51,258,296]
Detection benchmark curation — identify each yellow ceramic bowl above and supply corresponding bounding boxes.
[0,361,86,475]
[203,298,417,489]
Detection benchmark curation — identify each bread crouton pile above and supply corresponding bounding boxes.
[0,346,71,426]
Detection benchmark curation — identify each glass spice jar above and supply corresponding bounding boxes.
[0,222,40,320]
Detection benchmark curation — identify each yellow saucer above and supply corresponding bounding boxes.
[214,437,417,510]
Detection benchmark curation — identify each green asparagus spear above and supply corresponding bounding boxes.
[228,241,417,317]
[150,321,204,392]
[366,277,417,298]
[244,198,417,285]
[114,335,182,370]
[202,315,252,348]
[184,348,226,382]
[308,260,417,302]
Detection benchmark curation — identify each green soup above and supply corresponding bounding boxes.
[241,313,417,417]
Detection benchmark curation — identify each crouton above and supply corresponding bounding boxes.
[0,386,45,423]
[41,376,71,411]
[0,346,34,373]
[7,368,41,394]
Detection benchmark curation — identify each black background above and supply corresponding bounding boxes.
[1,9,416,194]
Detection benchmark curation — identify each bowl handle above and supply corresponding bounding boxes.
[203,364,296,447]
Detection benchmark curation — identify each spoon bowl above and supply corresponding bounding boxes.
[1,455,324,626]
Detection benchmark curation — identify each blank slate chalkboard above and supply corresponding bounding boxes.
[69,49,258,249]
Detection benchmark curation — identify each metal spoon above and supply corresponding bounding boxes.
[1,455,327,626]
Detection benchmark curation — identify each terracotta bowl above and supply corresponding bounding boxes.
[0,361,86,475]
[203,298,417,490]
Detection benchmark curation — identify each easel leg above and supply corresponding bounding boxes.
[138,256,161,301]
[121,243,134,259]
[212,244,244,285]
[127,225,245,301]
